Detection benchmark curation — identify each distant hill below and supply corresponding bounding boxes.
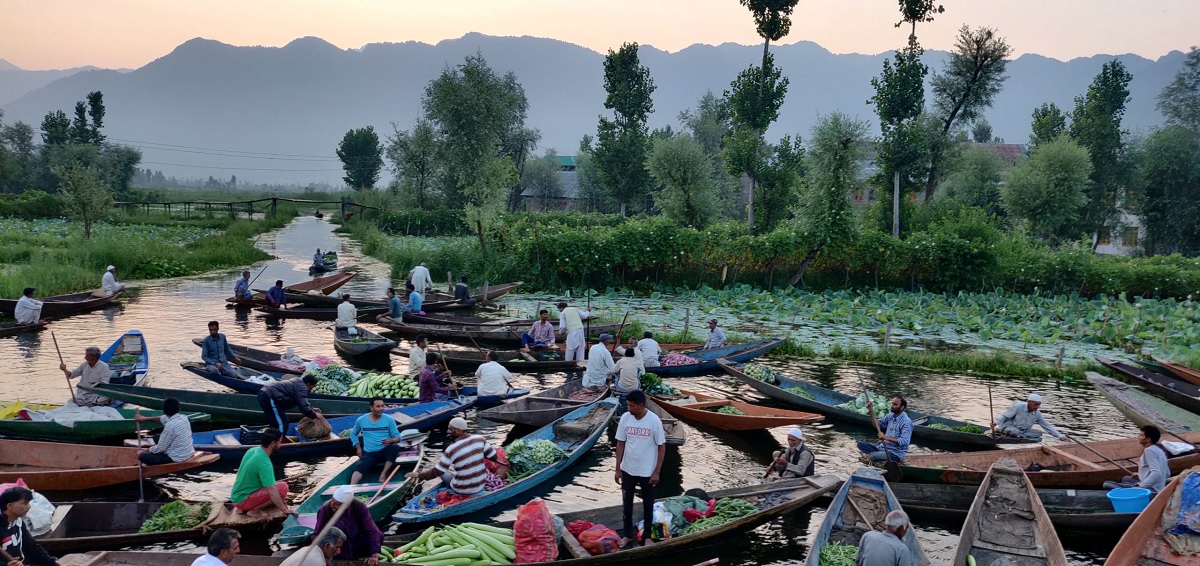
[0,63,131,106]
[1,34,1188,185]
[0,59,19,72]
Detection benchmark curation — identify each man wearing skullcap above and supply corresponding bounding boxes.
[764,428,815,481]
[992,393,1067,441]
[101,265,125,295]
[407,417,506,496]
[310,485,383,565]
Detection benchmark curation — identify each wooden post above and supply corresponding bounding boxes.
[447,272,453,293]
[271,197,278,219]
[883,323,892,348]
[1055,346,1065,370]
[483,281,489,304]
[683,308,691,342]
[184,202,190,220]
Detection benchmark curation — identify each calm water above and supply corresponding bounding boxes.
[0,216,1136,564]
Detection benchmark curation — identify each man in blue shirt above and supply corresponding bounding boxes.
[265,280,287,308]
[376,288,404,323]
[350,397,402,484]
[233,271,253,300]
[404,282,424,315]
[201,320,241,376]
[857,394,913,463]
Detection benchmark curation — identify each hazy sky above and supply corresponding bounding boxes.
[3,0,1198,70]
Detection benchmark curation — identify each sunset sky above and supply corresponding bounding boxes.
[3,0,1198,70]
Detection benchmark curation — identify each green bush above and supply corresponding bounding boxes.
[0,190,64,218]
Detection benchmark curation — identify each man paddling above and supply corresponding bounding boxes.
[1103,425,1169,493]
[857,395,912,463]
[234,271,253,301]
[60,345,112,407]
[992,393,1067,442]
[856,510,917,566]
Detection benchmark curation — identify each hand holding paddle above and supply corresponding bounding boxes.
[50,331,79,405]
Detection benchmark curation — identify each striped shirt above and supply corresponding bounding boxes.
[150,413,195,462]
[434,434,497,495]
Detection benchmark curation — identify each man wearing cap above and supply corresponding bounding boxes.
[557,300,592,361]
[703,319,727,350]
[14,287,43,325]
[406,417,505,496]
[310,486,384,566]
[408,262,432,294]
[102,265,124,295]
[993,393,1067,441]
[582,334,616,388]
[765,428,815,481]
[349,397,403,484]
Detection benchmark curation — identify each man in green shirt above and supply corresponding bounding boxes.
[231,427,294,519]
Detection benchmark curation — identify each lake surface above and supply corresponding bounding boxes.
[0,216,1138,564]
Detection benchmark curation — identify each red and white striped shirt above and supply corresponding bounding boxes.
[435,434,497,494]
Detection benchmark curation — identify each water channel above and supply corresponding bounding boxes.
[0,216,1138,564]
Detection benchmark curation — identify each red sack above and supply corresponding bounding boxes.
[513,498,558,564]
[485,447,509,478]
[705,498,716,517]
[435,491,472,507]
[577,525,621,556]
[566,520,594,538]
[683,508,705,522]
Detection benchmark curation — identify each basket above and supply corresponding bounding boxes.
[1107,487,1151,513]
[239,425,271,445]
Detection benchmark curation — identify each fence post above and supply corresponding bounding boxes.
[271,198,277,219]
[227,203,234,219]
[447,272,453,293]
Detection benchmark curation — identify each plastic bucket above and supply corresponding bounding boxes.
[1107,487,1152,513]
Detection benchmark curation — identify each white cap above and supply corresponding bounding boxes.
[1028,393,1043,403]
[448,417,469,431]
[788,428,803,440]
[106,265,116,271]
[332,485,354,504]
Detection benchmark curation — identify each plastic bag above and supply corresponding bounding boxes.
[25,491,54,536]
[577,524,621,556]
[513,498,558,564]
[566,520,594,538]
[635,502,672,541]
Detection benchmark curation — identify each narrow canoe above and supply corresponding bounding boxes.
[1087,372,1200,432]
[253,305,388,321]
[425,281,524,302]
[953,458,1068,566]
[100,329,149,387]
[1152,356,1200,387]
[393,399,618,524]
[650,390,823,431]
[478,381,610,427]
[307,263,332,274]
[37,501,278,554]
[0,289,123,318]
[641,340,784,377]
[898,431,1200,488]
[1096,356,1200,414]
[888,482,1139,532]
[1105,465,1200,566]
[59,552,282,566]
[0,440,219,491]
[393,343,703,374]
[0,320,45,338]
[192,338,336,375]
[805,468,929,566]
[385,476,840,566]
[721,360,1017,447]
[376,316,622,344]
[286,272,356,295]
[0,405,209,443]
[190,398,471,461]
[226,295,266,308]
[644,397,687,446]
[402,312,522,326]
[333,326,397,357]
[276,441,430,545]
[281,291,387,309]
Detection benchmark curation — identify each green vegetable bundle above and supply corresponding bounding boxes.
[139,501,211,533]
[679,498,758,535]
[388,522,517,564]
[928,423,953,430]
[835,391,890,418]
[711,405,746,415]
[742,363,778,383]
[818,541,858,566]
[785,386,815,400]
[505,439,567,480]
[955,424,985,434]
[346,372,419,399]
[640,372,678,396]
[109,353,141,365]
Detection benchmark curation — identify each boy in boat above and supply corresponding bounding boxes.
[1103,425,1169,493]
[417,353,458,402]
[0,487,57,566]
[992,393,1068,442]
[230,427,294,519]
[856,510,917,566]
[765,428,815,481]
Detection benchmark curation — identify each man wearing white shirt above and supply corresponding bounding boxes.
[614,390,666,548]
[703,319,727,349]
[474,351,513,398]
[407,335,429,378]
[582,334,615,388]
[336,294,358,328]
[637,332,662,367]
[101,265,125,295]
[557,300,591,361]
[408,263,432,294]
[191,528,240,566]
[14,287,43,325]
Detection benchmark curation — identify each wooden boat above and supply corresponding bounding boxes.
[333,326,397,357]
[953,458,1068,566]
[285,272,356,295]
[1097,356,1200,414]
[425,281,524,303]
[899,430,1200,488]
[0,405,210,443]
[889,482,1140,532]
[321,251,338,268]
[37,500,279,554]
[253,304,388,320]
[721,360,1016,447]
[1088,372,1200,432]
[479,381,610,427]
[277,441,429,544]
[650,389,823,431]
[0,289,123,318]
[805,468,928,566]
[1152,356,1200,387]
[393,399,618,524]
[638,340,783,377]
[376,316,622,343]
[100,329,149,387]
[0,440,219,491]
[393,342,703,374]
[0,320,45,338]
[192,338,332,375]
[644,397,686,446]
[225,295,266,307]
[190,398,470,461]
[383,476,840,565]
[1105,465,1200,566]
[282,291,387,309]
[59,552,282,566]
[402,312,521,326]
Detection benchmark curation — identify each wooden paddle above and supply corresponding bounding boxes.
[134,417,145,502]
[430,342,461,399]
[247,264,270,288]
[368,457,405,504]
[1065,435,1136,476]
[614,310,630,344]
[292,494,351,565]
[50,331,79,405]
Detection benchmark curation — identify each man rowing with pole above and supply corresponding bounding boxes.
[856,395,913,463]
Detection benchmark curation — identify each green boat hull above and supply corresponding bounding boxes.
[0,407,209,442]
[82,383,383,425]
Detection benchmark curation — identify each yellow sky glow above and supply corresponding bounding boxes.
[2,0,1197,70]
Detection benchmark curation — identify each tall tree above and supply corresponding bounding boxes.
[386,119,441,209]
[752,134,805,232]
[678,91,733,165]
[40,110,70,146]
[86,91,106,144]
[335,126,384,190]
[593,43,656,216]
[1131,126,1200,255]
[521,150,565,212]
[1157,47,1200,131]
[646,135,722,228]
[1029,102,1068,149]
[496,72,540,210]
[1070,59,1133,246]
[940,145,1007,215]
[724,53,789,233]
[971,120,993,143]
[1000,135,1092,242]
[926,26,1013,199]
[52,162,112,238]
[574,137,608,213]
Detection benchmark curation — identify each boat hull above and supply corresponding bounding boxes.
[0,289,123,318]
[651,389,823,431]
[0,440,219,491]
[806,468,929,566]
[478,381,609,427]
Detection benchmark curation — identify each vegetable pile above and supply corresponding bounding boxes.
[927,423,985,434]
[835,392,890,418]
[817,541,858,566]
[505,439,568,481]
[139,501,211,533]
[108,354,141,365]
[347,372,419,398]
[679,498,758,535]
[384,522,517,565]
[742,363,778,383]
[640,373,677,396]
[785,386,815,400]
[307,365,359,396]
[660,353,700,366]
[709,405,745,415]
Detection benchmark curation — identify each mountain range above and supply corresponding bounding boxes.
[0,34,1189,185]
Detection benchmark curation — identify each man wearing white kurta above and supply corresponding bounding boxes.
[475,352,513,398]
[582,334,615,388]
[557,301,591,361]
[14,288,42,325]
[408,335,429,378]
[336,295,358,328]
[409,263,432,294]
[637,332,662,368]
[101,265,124,295]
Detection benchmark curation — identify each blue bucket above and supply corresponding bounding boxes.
[1107,487,1152,513]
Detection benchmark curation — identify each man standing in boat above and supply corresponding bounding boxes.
[60,345,112,407]
[992,393,1067,442]
[614,390,666,548]
[408,262,433,295]
[1102,425,1169,493]
[856,510,917,566]
[201,321,241,377]
[557,300,591,362]
[765,428,815,481]
[857,395,913,463]
[234,271,253,301]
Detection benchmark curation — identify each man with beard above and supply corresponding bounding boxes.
[856,395,913,463]
[406,417,506,495]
